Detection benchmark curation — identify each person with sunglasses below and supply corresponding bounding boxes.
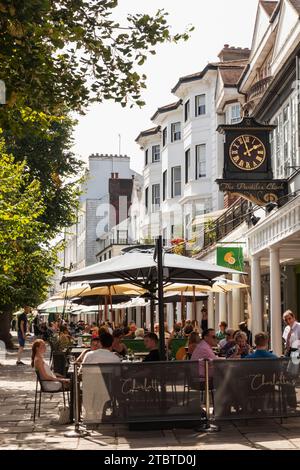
[191,329,221,377]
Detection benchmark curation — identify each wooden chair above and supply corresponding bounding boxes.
[33,370,70,422]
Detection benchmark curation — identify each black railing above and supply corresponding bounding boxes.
[203,198,251,250]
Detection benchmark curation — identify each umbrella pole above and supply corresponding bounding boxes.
[156,236,166,361]
[193,286,196,321]
[104,295,108,321]
[150,298,155,333]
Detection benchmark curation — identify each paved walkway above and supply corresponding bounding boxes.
[1,339,300,450]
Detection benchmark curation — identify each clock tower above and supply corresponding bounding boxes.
[216,116,288,206]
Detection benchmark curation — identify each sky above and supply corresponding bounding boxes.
[72,0,259,175]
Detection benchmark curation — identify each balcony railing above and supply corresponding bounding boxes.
[247,76,273,103]
[202,198,251,250]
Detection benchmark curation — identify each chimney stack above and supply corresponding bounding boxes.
[218,45,251,62]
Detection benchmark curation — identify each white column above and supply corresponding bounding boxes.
[207,293,214,329]
[177,302,182,323]
[167,304,173,331]
[227,292,232,327]
[250,255,263,335]
[232,273,241,330]
[219,293,227,323]
[145,304,151,330]
[186,303,193,321]
[136,307,142,327]
[215,294,220,329]
[270,247,282,356]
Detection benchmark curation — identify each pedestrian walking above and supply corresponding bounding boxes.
[16,306,31,366]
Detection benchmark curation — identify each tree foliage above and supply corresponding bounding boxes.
[4,117,83,235]
[0,0,193,125]
[0,137,57,310]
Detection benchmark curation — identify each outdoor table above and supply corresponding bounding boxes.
[70,347,90,357]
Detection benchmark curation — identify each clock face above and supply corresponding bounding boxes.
[229,135,266,171]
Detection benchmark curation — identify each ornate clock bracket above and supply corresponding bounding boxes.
[216,179,289,207]
[216,116,288,207]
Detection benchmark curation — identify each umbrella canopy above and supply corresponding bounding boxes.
[78,283,146,297]
[37,299,72,311]
[61,251,245,288]
[162,293,208,303]
[164,278,249,294]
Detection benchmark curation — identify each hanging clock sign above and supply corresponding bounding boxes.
[216,116,288,206]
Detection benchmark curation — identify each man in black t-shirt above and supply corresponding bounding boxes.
[16,306,31,365]
[143,333,161,362]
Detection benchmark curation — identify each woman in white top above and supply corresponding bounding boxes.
[31,339,70,392]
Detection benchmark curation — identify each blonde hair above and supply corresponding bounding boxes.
[135,328,144,338]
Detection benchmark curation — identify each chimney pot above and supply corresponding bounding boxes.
[115,172,119,179]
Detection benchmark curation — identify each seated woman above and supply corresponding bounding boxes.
[31,339,70,392]
[187,331,201,357]
[58,325,74,351]
[226,331,251,358]
[134,328,144,340]
[112,329,128,358]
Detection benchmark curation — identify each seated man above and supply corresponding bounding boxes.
[143,333,161,362]
[82,332,120,364]
[76,336,101,365]
[244,332,277,359]
[191,329,221,378]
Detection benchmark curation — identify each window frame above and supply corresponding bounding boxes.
[195,144,206,179]
[195,94,206,117]
[163,170,167,201]
[184,99,190,122]
[152,145,160,163]
[171,122,181,142]
[185,148,191,184]
[162,127,168,147]
[171,166,182,198]
[151,183,160,212]
[145,187,149,214]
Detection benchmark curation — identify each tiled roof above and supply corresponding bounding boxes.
[135,126,161,142]
[288,0,300,15]
[150,100,182,121]
[260,1,278,16]
[171,64,218,93]
[219,67,245,86]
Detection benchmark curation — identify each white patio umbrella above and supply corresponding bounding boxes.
[164,278,249,294]
[61,244,246,359]
[61,251,244,287]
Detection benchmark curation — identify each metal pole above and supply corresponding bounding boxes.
[64,362,89,437]
[157,236,166,361]
[150,298,155,333]
[194,359,219,433]
[205,359,210,422]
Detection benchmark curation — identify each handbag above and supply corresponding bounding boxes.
[57,404,71,425]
